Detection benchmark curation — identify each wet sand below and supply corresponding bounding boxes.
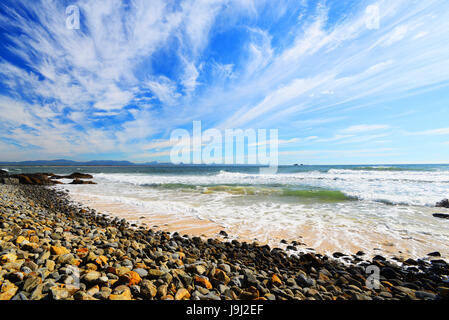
[71,194,224,237]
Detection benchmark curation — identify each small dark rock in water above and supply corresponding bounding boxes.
[219,230,228,237]
[404,258,418,265]
[428,251,441,257]
[52,173,94,180]
[436,199,449,208]
[356,251,365,256]
[433,213,449,219]
[280,239,288,244]
[333,252,346,258]
[430,259,447,266]
[69,179,96,185]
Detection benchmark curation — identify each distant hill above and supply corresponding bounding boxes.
[0,159,161,166]
[0,160,267,167]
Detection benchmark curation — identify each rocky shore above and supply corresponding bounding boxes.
[1,183,448,301]
[0,170,95,185]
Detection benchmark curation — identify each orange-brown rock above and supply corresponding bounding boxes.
[113,266,131,277]
[174,259,184,267]
[85,263,98,271]
[1,253,17,264]
[0,281,18,300]
[271,274,283,286]
[10,173,57,185]
[214,269,230,285]
[15,236,27,245]
[194,275,213,289]
[175,288,191,300]
[50,246,70,255]
[29,235,39,243]
[177,252,186,260]
[134,262,147,269]
[119,271,142,286]
[109,286,132,300]
[76,248,89,258]
[95,255,108,267]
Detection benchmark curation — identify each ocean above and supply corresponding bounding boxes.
[3,164,449,259]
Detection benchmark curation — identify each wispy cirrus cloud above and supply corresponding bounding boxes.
[341,124,391,134]
[408,127,449,136]
[0,0,448,164]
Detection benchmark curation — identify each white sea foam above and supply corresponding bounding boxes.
[60,168,449,259]
[92,169,449,206]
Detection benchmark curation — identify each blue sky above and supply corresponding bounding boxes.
[0,0,449,165]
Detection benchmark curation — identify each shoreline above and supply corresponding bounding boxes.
[63,186,449,262]
[1,184,448,300]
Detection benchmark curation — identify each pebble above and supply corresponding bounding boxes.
[175,288,190,300]
[428,251,441,257]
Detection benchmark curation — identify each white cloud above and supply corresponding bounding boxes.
[0,95,36,127]
[315,134,354,143]
[181,59,201,93]
[294,117,346,128]
[181,0,226,55]
[410,127,449,136]
[279,148,397,157]
[414,31,429,39]
[381,25,408,46]
[93,86,134,111]
[335,133,390,145]
[341,124,391,134]
[146,76,181,106]
[212,62,236,80]
[245,28,273,76]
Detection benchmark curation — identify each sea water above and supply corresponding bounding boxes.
[7,164,449,259]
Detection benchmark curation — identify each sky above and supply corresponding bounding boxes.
[0,0,449,165]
